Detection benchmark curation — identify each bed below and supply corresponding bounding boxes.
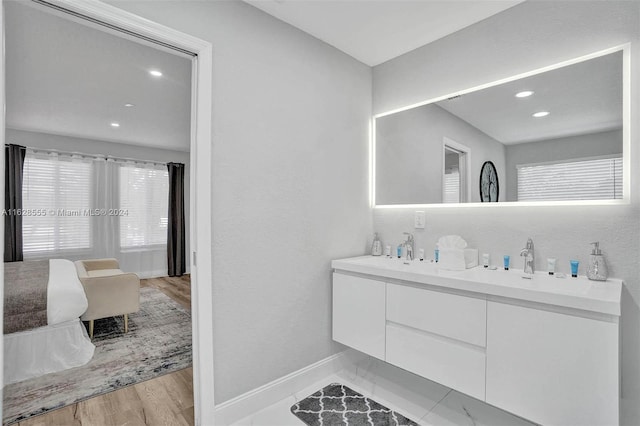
[3,259,95,385]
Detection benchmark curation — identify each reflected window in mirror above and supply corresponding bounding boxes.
[444,149,460,203]
[373,46,627,207]
[443,139,470,203]
[517,155,622,201]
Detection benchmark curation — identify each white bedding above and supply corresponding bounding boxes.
[4,259,94,385]
[47,259,89,324]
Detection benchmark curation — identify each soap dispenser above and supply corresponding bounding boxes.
[587,242,608,281]
[371,233,382,256]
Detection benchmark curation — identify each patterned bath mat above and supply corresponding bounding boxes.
[291,383,419,426]
[3,287,192,425]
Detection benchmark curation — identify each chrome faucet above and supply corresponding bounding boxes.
[520,237,535,275]
[403,232,414,261]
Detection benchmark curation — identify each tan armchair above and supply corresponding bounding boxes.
[74,258,140,338]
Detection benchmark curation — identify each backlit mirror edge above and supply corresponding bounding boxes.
[370,43,631,209]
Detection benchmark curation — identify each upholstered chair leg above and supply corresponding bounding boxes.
[89,320,94,339]
[124,314,128,333]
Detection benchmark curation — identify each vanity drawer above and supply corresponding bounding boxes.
[386,283,486,347]
[386,322,486,401]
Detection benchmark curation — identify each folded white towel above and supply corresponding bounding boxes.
[438,235,468,250]
[437,234,478,270]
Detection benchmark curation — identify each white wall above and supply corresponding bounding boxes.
[373,2,640,424]
[505,129,623,201]
[376,103,506,204]
[6,128,190,278]
[105,0,372,404]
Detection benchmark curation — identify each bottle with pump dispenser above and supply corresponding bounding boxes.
[587,242,608,281]
[371,233,382,256]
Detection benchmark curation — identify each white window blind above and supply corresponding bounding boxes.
[443,168,460,203]
[119,165,169,248]
[22,154,92,254]
[517,156,622,201]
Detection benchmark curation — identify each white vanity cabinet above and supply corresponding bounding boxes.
[485,301,619,426]
[331,256,622,426]
[332,273,386,360]
[386,283,487,400]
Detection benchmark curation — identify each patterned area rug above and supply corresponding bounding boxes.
[3,287,192,425]
[291,383,418,426]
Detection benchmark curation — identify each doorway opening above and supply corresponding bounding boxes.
[0,0,214,423]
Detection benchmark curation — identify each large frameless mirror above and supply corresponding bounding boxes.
[373,46,628,207]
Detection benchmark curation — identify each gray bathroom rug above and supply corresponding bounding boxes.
[291,383,418,426]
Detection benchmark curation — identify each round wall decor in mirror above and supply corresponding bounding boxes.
[480,161,499,202]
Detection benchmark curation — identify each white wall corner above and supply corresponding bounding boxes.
[213,349,366,425]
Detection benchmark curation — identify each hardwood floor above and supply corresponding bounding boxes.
[16,275,194,426]
[141,275,191,311]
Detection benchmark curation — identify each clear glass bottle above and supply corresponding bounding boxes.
[371,233,382,256]
[587,242,608,281]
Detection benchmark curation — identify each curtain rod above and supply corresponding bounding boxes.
[9,145,170,167]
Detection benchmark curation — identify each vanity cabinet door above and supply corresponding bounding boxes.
[486,301,619,426]
[332,273,385,360]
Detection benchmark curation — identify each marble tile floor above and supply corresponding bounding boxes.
[231,359,537,426]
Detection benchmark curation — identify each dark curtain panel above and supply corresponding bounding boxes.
[167,162,186,277]
[4,144,27,262]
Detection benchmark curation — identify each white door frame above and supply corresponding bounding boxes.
[0,0,6,415]
[0,1,215,424]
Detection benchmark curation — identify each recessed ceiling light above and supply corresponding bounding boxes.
[515,91,534,98]
[110,122,120,128]
[532,111,550,118]
[149,70,163,77]
[124,103,135,107]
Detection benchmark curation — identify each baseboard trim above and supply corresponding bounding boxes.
[136,270,169,279]
[214,349,363,425]
[136,269,191,279]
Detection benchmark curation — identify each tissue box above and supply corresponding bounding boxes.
[439,248,478,271]
[464,248,478,268]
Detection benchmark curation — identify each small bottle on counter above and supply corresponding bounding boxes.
[570,260,579,278]
[371,233,382,256]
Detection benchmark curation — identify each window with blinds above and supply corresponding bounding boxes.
[517,156,622,201]
[119,165,169,248]
[443,168,460,203]
[22,154,92,254]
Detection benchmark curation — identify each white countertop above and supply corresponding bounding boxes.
[332,256,622,316]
